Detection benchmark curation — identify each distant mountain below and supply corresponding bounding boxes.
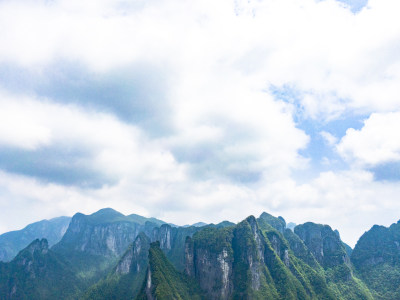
[287,222,297,231]
[183,222,208,228]
[52,208,166,285]
[0,239,81,300]
[0,216,71,262]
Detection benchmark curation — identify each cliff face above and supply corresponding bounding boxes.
[115,232,151,276]
[49,208,164,287]
[185,215,372,300]
[187,217,286,300]
[82,233,151,300]
[186,225,234,300]
[294,222,350,269]
[151,224,201,271]
[1,209,391,300]
[53,209,156,258]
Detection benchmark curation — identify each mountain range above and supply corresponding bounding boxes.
[0,208,399,299]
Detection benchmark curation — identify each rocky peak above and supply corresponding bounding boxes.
[258,212,286,233]
[14,239,49,271]
[25,238,49,255]
[352,221,400,269]
[53,209,159,258]
[294,222,349,269]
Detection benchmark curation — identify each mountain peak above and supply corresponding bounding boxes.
[91,208,124,218]
[25,238,49,255]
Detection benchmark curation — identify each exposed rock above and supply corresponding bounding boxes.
[194,247,233,299]
[294,222,350,269]
[53,209,157,258]
[115,233,150,276]
[184,236,195,277]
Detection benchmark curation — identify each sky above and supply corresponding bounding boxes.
[0,0,399,247]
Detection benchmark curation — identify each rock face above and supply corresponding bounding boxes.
[186,226,234,300]
[151,224,201,271]
[115,232,150,275]
[0,209,387,300]
[82,233,152,300]
[186,215,372,300]
[294,222,350,269]
[53,208,158,258]
[0,216,71,262]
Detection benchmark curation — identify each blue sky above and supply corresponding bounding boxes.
[0,0,400,246]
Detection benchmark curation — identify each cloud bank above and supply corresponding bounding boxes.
[0,0,400,246]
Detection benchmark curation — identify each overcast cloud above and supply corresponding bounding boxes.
[0,0,400,246]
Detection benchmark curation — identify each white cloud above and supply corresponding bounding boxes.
[320,131,338,146]
[337,112,400,166]
[0,0,399,121]
[0,93,51,150]
[0,0,400,249]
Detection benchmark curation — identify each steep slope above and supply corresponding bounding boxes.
[351,220,400,299]
[136,242,203,300]
[151,224,202,271]
[186,216,333,299]
[83,224,204,299]
[186,213,372,300]
[83,233,151,300]
[294,222,372,299]
[0,239,81,300]
[52,208,164,284]
[0,216,71,262]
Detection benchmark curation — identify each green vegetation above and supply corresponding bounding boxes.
[2,209,400,299]
[351,221,400,299]
[136,242,203,300]
[0,239,81,300]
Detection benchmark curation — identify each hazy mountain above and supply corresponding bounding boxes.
[287,222,297,231]
[0,216,71,262]
[51,208,166,286]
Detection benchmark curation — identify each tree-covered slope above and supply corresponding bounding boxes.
[136,241,203,300]
[186,213,372,300]
[0,216,71,262]
[2,208,399,299]
[0,239,81,300]
[351,220,400,299]
[82,232,151,300]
